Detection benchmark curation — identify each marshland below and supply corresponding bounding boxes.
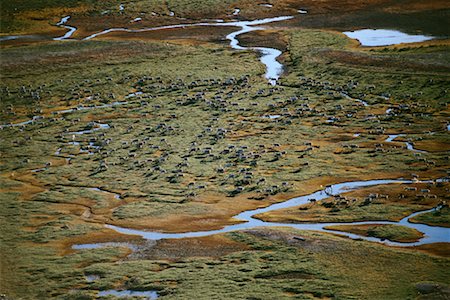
[1,0,449,299]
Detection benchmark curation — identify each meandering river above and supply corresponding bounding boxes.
[82,16,293,85]
[72,178,450,248]
[4,12,448,249]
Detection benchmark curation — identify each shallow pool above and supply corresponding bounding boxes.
[343,29,434,46]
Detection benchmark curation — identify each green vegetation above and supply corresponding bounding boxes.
[2,188,449,300]
[1,0,244,34]
[410,206,450,228]
[256,182,448,224]
[284,29,449,110]
[257,200,430,224]
[325,224,425,243]
[1,0,105,33]
[73,229,448,299]
[1,2,449,299]
[365,224,424,242]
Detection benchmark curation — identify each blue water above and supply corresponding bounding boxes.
[83,16,294,85]
[343,29,434,46]
[71,178,450,248]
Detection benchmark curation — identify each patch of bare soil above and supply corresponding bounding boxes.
[128,234,249,260]
[408,243,450,257]
[244,228,343,253]
[238,30,288,51]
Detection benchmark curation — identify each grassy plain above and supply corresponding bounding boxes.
[324,224,424,243]
[3,0,449,37]
[410,206,450,228]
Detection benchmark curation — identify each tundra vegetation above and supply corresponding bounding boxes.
[1,0,449,299]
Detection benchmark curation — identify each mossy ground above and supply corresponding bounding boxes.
[410,206,450,228]
[324,224,424,243]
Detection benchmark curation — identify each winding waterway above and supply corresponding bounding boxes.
[385,134,428,153]
[72,178,450,248]
[4,12,448,249]
[0,16,294,129]
[82,16,293,85]
[54,16,77,40]
[54,12,294,86]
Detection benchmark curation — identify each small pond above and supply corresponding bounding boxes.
[343,29,434,46]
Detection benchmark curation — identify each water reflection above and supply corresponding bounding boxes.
[343,29,434,46]
[96,179,450,246]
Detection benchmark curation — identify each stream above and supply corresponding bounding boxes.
[82,16,294,85]
[385,134,428,153]
[1,16,295,129]
[72,178,449,248]
[54,16,77,41]
[5,10,448,250]
[1,16,294,129]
